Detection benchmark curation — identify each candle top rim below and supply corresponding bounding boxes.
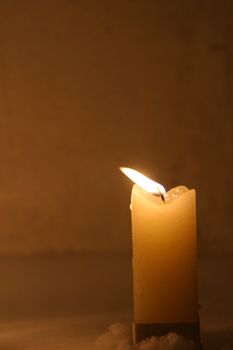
[132,184,194,205]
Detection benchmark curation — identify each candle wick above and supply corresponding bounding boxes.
[161,194,165,203]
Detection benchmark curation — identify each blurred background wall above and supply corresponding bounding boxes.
[0,0,232,256]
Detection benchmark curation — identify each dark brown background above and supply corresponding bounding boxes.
[0,0,232,255]
[0,1,232,348]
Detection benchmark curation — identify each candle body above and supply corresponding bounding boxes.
[131,184,199,325]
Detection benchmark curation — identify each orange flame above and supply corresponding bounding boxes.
[120,167,165,195]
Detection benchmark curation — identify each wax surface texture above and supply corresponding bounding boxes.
[131,184,199,324]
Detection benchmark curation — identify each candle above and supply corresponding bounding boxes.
[120,167,201,348]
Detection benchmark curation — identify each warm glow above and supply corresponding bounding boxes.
[120,167,166,195]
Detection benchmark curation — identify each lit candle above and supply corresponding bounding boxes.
[120,167,201,348]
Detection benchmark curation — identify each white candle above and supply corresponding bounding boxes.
[120,168,200,346]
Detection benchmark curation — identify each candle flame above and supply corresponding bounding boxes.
[120,167,166,195]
